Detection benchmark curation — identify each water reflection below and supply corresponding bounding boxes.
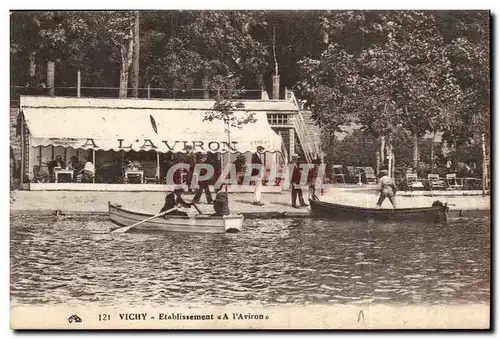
[10,215,490,306]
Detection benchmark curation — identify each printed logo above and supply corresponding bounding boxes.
[68,314,82,323]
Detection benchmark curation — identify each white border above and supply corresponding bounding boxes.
[2,3,497,339]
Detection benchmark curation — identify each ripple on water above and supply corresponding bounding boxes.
[10,216,490,306]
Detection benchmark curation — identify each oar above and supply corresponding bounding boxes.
[111,207,178,233]
[191,202,204,215]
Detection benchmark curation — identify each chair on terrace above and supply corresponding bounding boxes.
[406,173,424,191]
[428,173,445,190]
[332,165,346,184]
[446,173,464,190]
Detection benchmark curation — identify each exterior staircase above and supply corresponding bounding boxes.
[286,90,322,163]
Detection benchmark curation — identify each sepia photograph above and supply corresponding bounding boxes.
[8,9,491,330]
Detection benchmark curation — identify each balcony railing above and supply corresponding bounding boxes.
[10,85,264,106]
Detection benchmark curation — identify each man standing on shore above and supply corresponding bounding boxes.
[290,154,308,208]
[251,146,265,206]
[192,153,214,204]
[376,169,398,208]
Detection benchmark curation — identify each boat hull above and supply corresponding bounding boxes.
[109,203,244,233]
[309,199,447,223]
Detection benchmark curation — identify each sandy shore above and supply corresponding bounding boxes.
[9,185,490,217]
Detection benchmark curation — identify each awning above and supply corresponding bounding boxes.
[22,107,283,154]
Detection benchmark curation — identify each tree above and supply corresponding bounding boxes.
[203,75,256,148]
[298,11,464,173]
[145,10,268,97]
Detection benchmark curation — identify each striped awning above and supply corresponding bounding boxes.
[21,100,283,154]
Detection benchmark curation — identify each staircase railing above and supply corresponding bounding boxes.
[277,131,289,165]
[287,90,320,163]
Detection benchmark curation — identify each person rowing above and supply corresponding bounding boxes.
[159,187,193,217]
[376,169,398,208]
[212,185,230,217]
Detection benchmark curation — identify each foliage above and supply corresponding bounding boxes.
[301,11,464,141]
[203,75,256,136]
[10,10,489,161]
[322,129,378,167]
[145,10,268,93]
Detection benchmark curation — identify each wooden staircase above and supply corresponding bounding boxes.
[286,91,322,163]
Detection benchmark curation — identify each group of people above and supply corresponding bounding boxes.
[32,155,95,183]
[159,186,231,218]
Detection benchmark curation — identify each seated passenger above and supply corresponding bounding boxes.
[32,165,50,183]
[212,186,230,217]
[47,155,66,181]
[159,188,193,217]
[76,157,95,183]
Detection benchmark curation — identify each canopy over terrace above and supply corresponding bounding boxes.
[19,96,285,190]
[20,97,282,154]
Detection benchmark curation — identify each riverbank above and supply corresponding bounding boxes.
[10,185,490,219]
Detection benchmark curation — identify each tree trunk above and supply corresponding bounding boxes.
[430,132,436,172]
[29,51,36,86]
[131,11,140,98]
[119,28,134,99]
[412,133,419,172]
[387,145,391,178]
[376,151,380,176]
[380,136,386,168]
[391,145,395,179]
[273,25,278,76]
[202,76,209,99]
[47,60,55,96]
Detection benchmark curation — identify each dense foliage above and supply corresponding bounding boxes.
[10,10,490,171]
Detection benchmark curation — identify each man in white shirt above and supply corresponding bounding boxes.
[77,157,95,183]
[83,159,95,174]
[251,146,265,206]
[376,170,397,208]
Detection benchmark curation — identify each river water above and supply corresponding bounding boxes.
[10,215,490,307]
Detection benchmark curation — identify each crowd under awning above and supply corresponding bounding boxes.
[22,107,282,154]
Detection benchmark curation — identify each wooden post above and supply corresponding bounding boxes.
[77,70,81,97]
[147,84,151,99]
[92,149,96,184]
[121,150,124,183]
[156,151,160,184]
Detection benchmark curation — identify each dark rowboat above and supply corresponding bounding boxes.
[109,202,244,233]
[309,198,448,223]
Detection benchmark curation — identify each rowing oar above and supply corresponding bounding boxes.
[191,202,203,215]
[111,207,178,233]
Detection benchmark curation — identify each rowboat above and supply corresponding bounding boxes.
[108,202,244,233]
[309,198,448,223]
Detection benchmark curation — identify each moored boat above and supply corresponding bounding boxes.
[309,198,448,223]
[108,202,244,233]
